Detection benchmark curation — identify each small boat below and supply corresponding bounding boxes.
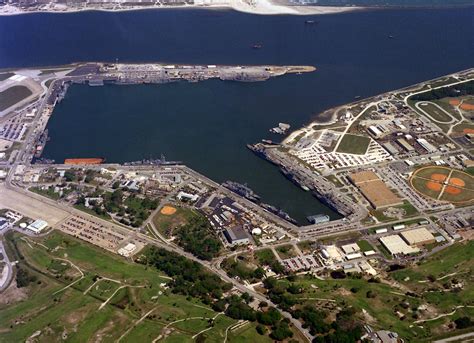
[305,20,317,25]
[354,95,361,99]
[388,35,395,39]
[252,44,263,49]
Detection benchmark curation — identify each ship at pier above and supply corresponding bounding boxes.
[222,181,261,203]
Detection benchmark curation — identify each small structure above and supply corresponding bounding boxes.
[177,191,199,202]
[118,243,137,257]
[341,243,360,255]
[307,214,330,224]
[392,224,405,231]
[223,226,250,246]
[345,252,362,260]
[27,219,48,234]
[365,329,401,343]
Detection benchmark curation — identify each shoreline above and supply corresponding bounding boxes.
[0,2,361,16]
[283,67,474,145]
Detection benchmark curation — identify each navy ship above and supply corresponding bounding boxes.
[260,203,298,225]
[222,181,261,203]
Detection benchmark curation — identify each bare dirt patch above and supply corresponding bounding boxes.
[460,102,474,111]
[0,281,28,306]
[426,181,442,192]
[160,206,177,216]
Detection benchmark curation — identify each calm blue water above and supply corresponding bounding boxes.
[1,7,473,223]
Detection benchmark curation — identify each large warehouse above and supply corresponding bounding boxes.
[349,170,403,209]
[379,235,420,256]
[400,228,436,246]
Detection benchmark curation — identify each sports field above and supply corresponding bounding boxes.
[336,133,371,155]
[410,166,474,204]
[415,101,455,123]
[152,205,198,237]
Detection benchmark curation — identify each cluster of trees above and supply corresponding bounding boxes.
[224,259,266,282]
[262,275,364,342]
[76,188,158,227]
[16,267,37,288]
[175,214,222,260]
[141,246,231,304]
[454,316,473,329]
[263,276,300,311]
[141,247,295,341]
[411,80,474,101]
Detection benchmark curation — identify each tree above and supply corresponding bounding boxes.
[366,290,377,298]
[454,317,473,329]
[270,320,293,341]
[256,324,266,335]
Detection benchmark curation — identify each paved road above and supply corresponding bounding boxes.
[0,240,13,292]
[433,331,474,343]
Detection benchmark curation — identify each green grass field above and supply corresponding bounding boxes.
[275,245,298,259]
[0,85,33,111]
[417,102,454,123]
[152,205,197,237]
[336,134,371,155]
[356,240,374,252]
[0,231,243,343]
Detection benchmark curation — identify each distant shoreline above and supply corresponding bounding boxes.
[0,2,361,17]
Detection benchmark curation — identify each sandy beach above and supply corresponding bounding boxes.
[0,1,360,16]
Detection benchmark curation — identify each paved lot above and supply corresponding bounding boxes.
[0,184,69,225]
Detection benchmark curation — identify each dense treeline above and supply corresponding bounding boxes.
[140,246,230,304]
[411,80,474,101]
[175,214,222,260]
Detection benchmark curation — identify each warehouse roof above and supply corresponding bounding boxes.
[380,235,419,255]
[400,228,435,246]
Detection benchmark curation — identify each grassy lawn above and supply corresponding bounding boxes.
[275,245,298,259]
[336,133,371,155]
[417,102,454,123]
[0,231,231,342]
[371,201,419,222]
[254,248,276,266]
[356,240,374,252]
[30,186,61,200]
[151,205,197,237]
[0,85,33,111]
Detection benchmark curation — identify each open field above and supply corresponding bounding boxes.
[370,201,419,222]
[451,122,474,135]
[275,244,298,259]
[410,166,474,204]
[356,240,374,252]
[152,205,197,237]
[0,231,240,343]
[336,133,371,155]
[0,85,33,111]
[416,102,454,123]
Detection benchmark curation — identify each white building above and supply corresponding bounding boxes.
[27,219,48,234]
